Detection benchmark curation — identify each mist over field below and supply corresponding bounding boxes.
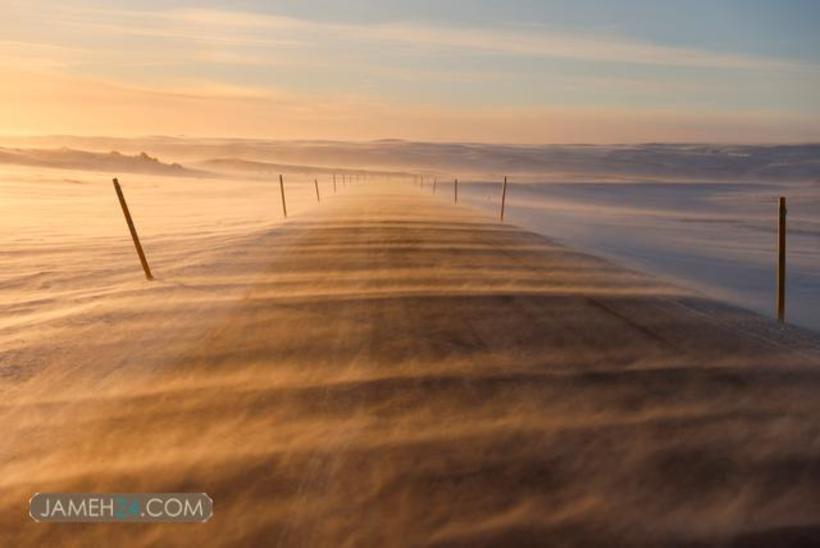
[3,137,818,330]
[6,136,820,182]
[0,128,819,547]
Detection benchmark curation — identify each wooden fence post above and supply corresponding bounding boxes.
[777,196,787,322]
[333,173,337,193]
[279,174,288,218]
[500,176,508,221]
[112,178,153,281]
[315,178,321,203]
[454,179,458,204]
[433,178,437,194]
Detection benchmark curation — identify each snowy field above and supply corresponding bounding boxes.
[2,142,820,545]
[1,138,817,335]
[451,178,820,331]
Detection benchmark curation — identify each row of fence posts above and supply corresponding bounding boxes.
[416,175,507,218]
[414,174,790,324]
[113,173,791,323]
[112,172,361,281]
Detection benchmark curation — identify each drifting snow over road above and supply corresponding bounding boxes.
[1,180,820,546]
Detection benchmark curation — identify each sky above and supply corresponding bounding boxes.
[1,0,819,143]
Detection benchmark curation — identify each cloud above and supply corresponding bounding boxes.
[354,21,808,71]
[1,4,817,142]
[0,40,87,69]
[30,5,816,72]
[189,10,809,71]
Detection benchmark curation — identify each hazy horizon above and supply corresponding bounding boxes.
[4,134,820,146]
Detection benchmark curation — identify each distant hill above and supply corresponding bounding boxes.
[201,157,410,178]
[0,147,205,177]
[3,137,819,182]
[197,142,820,182]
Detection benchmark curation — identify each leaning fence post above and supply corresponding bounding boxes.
[315,178,321,203]
[777,196,787,322]
[112,178,153,281]
[454,179,458,203]
[500,176,508,221]
[279,174,288,218]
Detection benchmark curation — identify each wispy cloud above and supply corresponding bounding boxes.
[0,40,87,69]
[357,21,808,71]
[28,4,815,72]
[76,6,817,71]
[1,3,817,142]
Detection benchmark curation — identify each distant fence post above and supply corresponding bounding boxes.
[500,176,508,221]
[279,174,288,218]
[454,179,458,203]
[315,178,321,203]
[112,178,153,281]
[433,178,437,195]
[777,196,787,322]
[333,173,337,193]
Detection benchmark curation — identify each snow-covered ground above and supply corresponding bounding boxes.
[450,178,820,331]
[3,176,820,546]
[0,164,336,354]
[3,136,820,544]
[2,138,817,333]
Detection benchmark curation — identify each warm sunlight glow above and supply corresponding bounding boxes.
[1,1,818,142]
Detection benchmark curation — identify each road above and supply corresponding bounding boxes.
[2,183,820,546]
